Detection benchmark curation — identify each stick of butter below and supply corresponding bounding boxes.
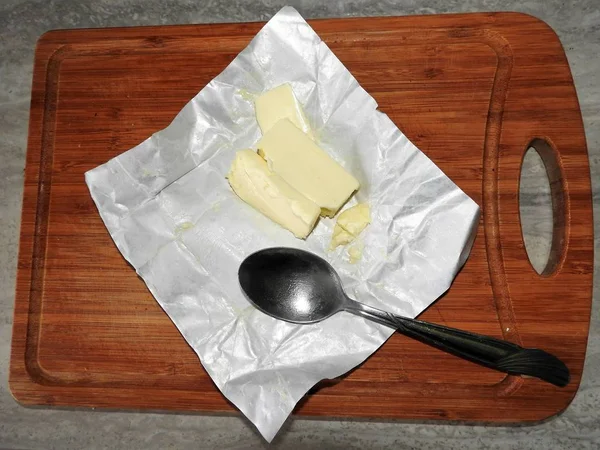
[256,119,360,217]
[227,149,320,239]
[330,203,371,250]
[254,84,312,137]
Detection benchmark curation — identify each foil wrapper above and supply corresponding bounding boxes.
[86,6,480,442]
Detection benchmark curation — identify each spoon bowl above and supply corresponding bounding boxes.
[239,247,344,323]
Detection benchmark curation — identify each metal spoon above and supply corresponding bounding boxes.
[238,247,569,387]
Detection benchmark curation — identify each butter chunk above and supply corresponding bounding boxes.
[330,203,371,250]
[255,84,312,137]
[330,227,354,249]
[348,241,364,264]
[227,149,320,239]
[257,119,359,217]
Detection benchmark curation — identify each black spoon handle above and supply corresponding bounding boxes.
[344,299,570,387]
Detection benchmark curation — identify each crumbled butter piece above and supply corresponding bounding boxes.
[330,203,371,250]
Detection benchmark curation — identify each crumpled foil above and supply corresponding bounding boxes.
[85,6,480,442]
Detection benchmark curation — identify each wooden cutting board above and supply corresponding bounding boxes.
[11,12,593,422]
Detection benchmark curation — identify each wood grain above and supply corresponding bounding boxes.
[10,12,593,422]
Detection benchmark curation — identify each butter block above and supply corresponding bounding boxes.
[255,84,312,137]
[256,119,359,217]
[330,203,371,250]
[227,149,320,239]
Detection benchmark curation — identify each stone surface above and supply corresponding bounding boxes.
[0,0,598,449]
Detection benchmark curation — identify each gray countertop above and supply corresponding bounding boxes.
[1,1,598,449]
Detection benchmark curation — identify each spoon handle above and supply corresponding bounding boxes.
[344,299,569,387]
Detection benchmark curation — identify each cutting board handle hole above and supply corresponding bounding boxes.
[519,139,566,276]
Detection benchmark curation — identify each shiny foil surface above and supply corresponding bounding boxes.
[85,6,480,441]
